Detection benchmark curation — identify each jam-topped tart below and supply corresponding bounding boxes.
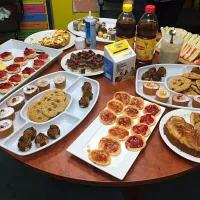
[107,100,124,114]
[24,48,36,59]
[88,149,111,166]
[143,103,161,116]
[9,74,23,85]
[131,123,150,137]
[22,67,35,78]
[14,56,28,66]
[98,136,121,156]
[123,105,140,119]
[37,53,50,62]
[99,109,117,125]
[138,114,156,127]
[0,52,13,61]
[33,59,46,69]
[0,70,7,81]
[6,64,21,74]
[125,135,146,151]
[114,91,131,106]
[129,97,144,110]
[0,82,14,94]
[108,125,129,141]
[116,115,133,129]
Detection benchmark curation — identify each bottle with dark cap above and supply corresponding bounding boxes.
[135,5,158,69]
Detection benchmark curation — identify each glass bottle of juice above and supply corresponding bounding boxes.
[135,5,158,69]
[116,4,136,48]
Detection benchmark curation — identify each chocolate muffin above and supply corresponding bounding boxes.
[35,133,49,148]
[23,127,37,141]
[47,125,60,139]
[18,136,32,152]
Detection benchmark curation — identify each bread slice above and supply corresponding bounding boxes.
[191,112,200,131]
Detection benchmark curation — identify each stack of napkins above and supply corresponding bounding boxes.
[0,7,11,21]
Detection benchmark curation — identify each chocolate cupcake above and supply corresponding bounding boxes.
[47,125,60,139]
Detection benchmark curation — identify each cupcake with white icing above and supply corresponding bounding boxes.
[6,94,25,112]
[172,94,190,107]
[0,107,15,120]
[0,119,14,139]
[192,95,200,108]
[53,75,66,89]
[23,85,38,100]
[37,78,50,92]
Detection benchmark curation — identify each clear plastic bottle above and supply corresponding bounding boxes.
[135,5,158,69]
[116,4,136,48]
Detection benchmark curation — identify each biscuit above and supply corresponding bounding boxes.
[169,77,191,92]
[40,89,66,102]
[196,80,200,89]
[182,87,198,95]
[191,85,200,94]
[41,101,59,118]
[182,72,200,80]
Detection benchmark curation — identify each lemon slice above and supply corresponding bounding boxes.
[0,59,6,70]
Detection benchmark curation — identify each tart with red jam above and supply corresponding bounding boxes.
[0,52,13,61]
[14,57,28,66]
[108,125,129,141]
[22,67,35,78]
[123,105,139,119]
[37,53,50,62]
[88,149,111,166]
[6,64,21,74]
[0,70,7,81]
[116,115,133,129]
[129,97,144,110]
[9,74,23,85]
[107,100,124,114]
[131,123,150,137]
[99,109,117,125]
[33,59,46,69]
[125,135,146,151]
[114,91,131,106]
[143,103,161,116]
[138,114,156,127]
[0,82,14,94]
[24,48,36,59]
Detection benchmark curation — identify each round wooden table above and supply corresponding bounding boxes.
[3,42,199,187]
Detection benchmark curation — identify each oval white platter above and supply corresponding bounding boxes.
[159,109,200,163]
[0,71,99,156]
[136,64,200,110]
[24,30,76,51]
[68,18,117,43]
[61,49,104,77]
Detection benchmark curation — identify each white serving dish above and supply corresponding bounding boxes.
[61,49,104,76]
[68,18,117,43]
[24,30,76,51]
[0,71,99,156]
[0,39,62,102]
[67,97,165,180]
[159,109,200,163]
[136,64,200,110]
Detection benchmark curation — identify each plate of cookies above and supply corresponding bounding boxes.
[0,71,99,156]
[136,64,200,110]
[0,39,62,102]
[67,91,165,180]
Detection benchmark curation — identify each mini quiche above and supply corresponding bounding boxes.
[125,135,146,151]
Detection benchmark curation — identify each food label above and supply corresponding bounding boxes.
[135,37,156,61]
[115,36,134,49]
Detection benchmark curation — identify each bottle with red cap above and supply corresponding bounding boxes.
[135,5,158,69]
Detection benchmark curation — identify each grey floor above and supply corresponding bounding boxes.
[0,149,199,200]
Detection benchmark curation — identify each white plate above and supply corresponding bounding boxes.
[136,64,200,110]
[24,30,76,51]
[68,18,117,43]
[159,109,200,163]
[0,39,62,102]
[61,49,104,76]
[67,97,165,180]
[0,71,100,156]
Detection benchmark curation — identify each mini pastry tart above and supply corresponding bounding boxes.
[98,135,121,156]
[114,91,131,106]
[6,64,21,74]
[125,135,146,151]
[9,74,23,85]
[0,52,13,61]
[24,48,36,59]
[0,70,7,81]
[143,103,161,116]
[131,123,150,137]
[35,133,49,148]
[37,78,50,92]
[116,115,133,129]
[107,100,124,114]
[0,119,14,139]
[99,109,117,125]
[22,67,35,78]
[53,75,66,89]
[37,53,50,62]
[192,95,200,108]
[88,149,111,166]
[23,84,38,100]
[23,127,37,141]
[6,94,25,112]
[155,89,170,103]
[47,124,60,139]
[0,82,14,94]
[33,59,46,69]
[0,107,15,121]
[14,56,28,66]
[172,94,190,107]
[143,82,160,96]
[138,114,156,127]
[123,105,140,119]
[108,125,129,141]
[18,135,32,152]
[129,97,144,110]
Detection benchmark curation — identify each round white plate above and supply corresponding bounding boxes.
[61,49,104,77]
[159,109,200,163]
[67,18,117,43]
[24,30,76,51]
